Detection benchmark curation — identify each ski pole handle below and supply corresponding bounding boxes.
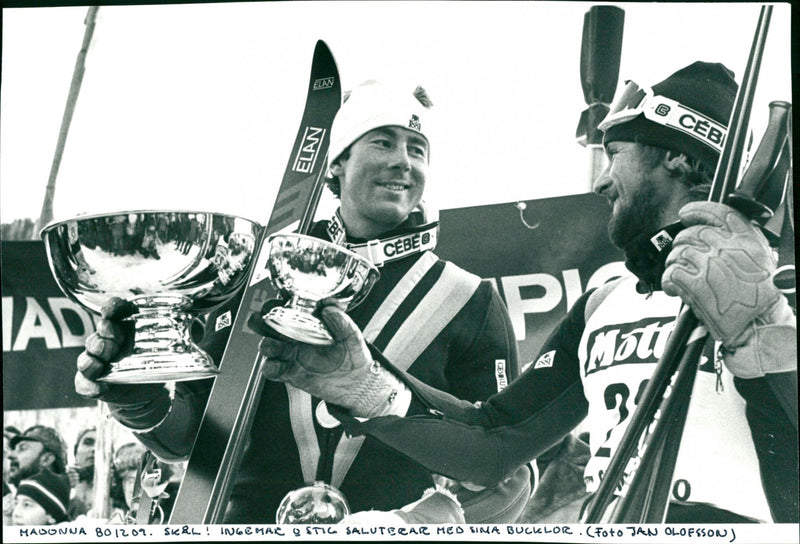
[727,100,791,225]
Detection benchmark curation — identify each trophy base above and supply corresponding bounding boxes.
[264,307,334,345]
[99,352,219,384]
[97,295,220,384]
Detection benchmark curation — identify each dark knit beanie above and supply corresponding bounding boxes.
[16,470,71,523]
[603,61,738,170]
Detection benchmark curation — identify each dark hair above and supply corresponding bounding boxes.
[110,443,176,514]
[636,140,715,199]
[73,427,96,456]
[324,85,433,199]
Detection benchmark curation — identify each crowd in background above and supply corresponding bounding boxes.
[69,212,232,260]
[3,424,183,526]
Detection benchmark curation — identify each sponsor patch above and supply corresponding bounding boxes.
[534,350,555,369]
[584,317,676,374]
[215,310,232,332]
[650,230,674,252]
[495,359,508,391]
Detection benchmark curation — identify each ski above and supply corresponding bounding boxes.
[169,40,341,524]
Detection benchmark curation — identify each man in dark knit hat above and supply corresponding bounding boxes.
[7,426,68,487]
[254,61,798,523]
[11,470,71,525]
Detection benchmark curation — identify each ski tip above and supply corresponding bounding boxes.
[314,39,331,53]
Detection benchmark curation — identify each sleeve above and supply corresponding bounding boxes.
[134,379,212,461]
[734,371,799,522]
[444,280,521,403]
[335,289,593,488]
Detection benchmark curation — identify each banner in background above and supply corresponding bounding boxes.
[2,240,98,411]
[437,192,625,367]
[2,193,624,410]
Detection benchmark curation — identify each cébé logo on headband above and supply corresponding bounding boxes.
[654,104,671,116]
[676,111,725,148]
[653,99,726,151]
[409,114,422,131]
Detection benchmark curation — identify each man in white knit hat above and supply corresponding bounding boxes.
[76,80,530,524]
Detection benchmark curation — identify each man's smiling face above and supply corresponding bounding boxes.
[333,126,428,239]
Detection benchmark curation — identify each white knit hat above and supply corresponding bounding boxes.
[326,81,432,177]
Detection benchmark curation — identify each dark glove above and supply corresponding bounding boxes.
[76,297,172,430]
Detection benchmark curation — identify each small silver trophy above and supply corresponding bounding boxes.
[276,481,351,524]
[264,233,380,345]
[41,210,262,384]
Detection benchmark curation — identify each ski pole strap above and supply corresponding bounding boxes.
[132,451,153,524]
[133,451,169,525]
[326,210,439,267]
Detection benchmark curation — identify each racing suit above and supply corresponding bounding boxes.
[333,274,798,523]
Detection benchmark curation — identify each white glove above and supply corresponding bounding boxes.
[663,201,796,378]
[718,301,796,379]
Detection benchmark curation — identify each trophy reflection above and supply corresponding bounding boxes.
[41,211,262,384]
[264,233,380,345]
[276,481,351,524]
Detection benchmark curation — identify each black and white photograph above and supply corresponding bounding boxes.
[1,1,796,542]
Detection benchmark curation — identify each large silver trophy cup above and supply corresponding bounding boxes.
[264,233,380,345]
[41,211,262,384]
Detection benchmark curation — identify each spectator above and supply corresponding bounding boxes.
[140,226,161,260]
[3,426,20,483]
[11,469,71,526]
[67,427,96,519]
[2,482,12,526]
[108,442,177,524]
[3,427,21,526]
[7,426,68,487]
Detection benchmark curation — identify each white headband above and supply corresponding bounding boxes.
[327,81,432,176]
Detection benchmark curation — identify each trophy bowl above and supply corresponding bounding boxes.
[41,211,262,384]
[276,481,350,524]
[264,233,380,345]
